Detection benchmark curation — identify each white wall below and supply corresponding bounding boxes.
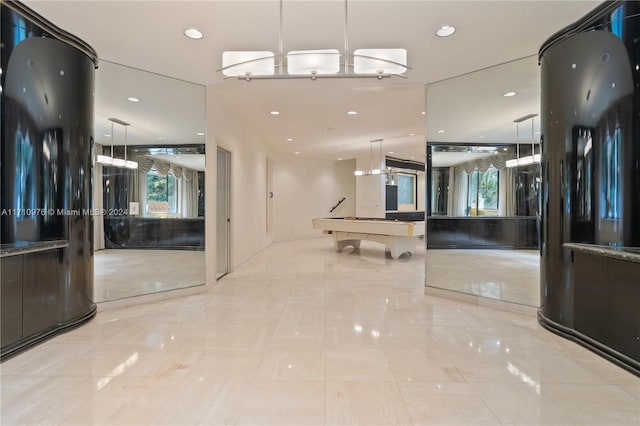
[273,156,355,240]
[355,155,385,218]
[205,92,275,284]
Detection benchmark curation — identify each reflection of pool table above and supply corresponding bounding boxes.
[312,217,425,259]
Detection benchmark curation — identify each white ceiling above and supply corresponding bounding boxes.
[26,0,602,161]
[94,61,206,147]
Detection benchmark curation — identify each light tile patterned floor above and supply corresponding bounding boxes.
[94,249,205,302]
[1,237,638,425]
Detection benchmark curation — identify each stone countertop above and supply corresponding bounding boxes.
[564,242,640,263]
[1,240,68,258]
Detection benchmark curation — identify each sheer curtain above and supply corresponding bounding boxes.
[451,166,469,216]
[446,167,455,216]
[181,169,198,218]
[137,155,154,217]
[93,144,105,250]
[135,156,199,218]
[500,167,516,216]
[450,153,511,216]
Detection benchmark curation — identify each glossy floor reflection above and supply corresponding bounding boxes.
[426,249,540,307]
[2,237,638,425]
[94,249,206,302]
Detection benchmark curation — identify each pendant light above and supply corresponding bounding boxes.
[107,118,138,169]
[219,0,409,80]
[354,138,387,176]
[96,120,114,165]
[506,114,540,168]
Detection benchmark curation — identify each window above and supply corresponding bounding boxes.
[146,171,178,214]
[386,172,417,210]
[397,174,416,206]
[467,167,499,215]
[602,125,621,219]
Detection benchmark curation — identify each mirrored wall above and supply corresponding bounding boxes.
[93,61,206,302]
[425,56,541,307]
[430,144,539,218]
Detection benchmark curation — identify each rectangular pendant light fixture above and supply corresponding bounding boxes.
[96,154,113,165]
[353,48,407,74]
[217,1,408,81]
[506,154,541,168]
[354,139,389,176]
[124,160,139,169]
[222,51,275,77]
[506,114,541,168]
[111,158,126,167]
[287,49,340,75]
[102,117,138,170]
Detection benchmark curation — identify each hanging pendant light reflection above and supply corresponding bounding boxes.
[105,118,138,169]
[506,114,541,168]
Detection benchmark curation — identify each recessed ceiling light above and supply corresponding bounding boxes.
[503,91,516,97]
[503,148,508,151]
[346,111,358,115]
[411,156,416,159]
[421,111,426,115]
[270,111,280,115]
[104,134,111,137]
[294,151,300,155]
[127,96,140,103]
[286,138,293,142]
[389,151,394,154]
[337,157,343,160]
[196,132,205,136]
[437,129,445,133]
[436,25,456,37]
[408,133,416,136]
[184,28,204,40]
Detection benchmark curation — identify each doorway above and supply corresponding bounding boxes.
[216,147,231,279]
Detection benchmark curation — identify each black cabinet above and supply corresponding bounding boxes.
[573,252,610,345]
[104,217,205,249]
[607,261,640,361]
[426,217,538,249]
[572,251,640,363]
[1,246,65,351]
[22,250,63,338]
[1,256,23,348]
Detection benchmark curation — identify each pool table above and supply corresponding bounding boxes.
[312,217,425,259]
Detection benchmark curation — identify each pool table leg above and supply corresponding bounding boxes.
[333,233,361,252]
[389,236,417,259]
